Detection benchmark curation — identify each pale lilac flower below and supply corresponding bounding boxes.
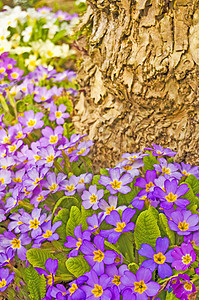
[81,184,104,210]
[49,104,70,125]
[18,110,44,133]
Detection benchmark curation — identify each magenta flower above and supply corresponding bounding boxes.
[138,237,174,279]
[153,179,189,210]
[18,110,44,133]
[171,243,196,271]
[64,224,91,257]
[81,236,117,275]
[49,104,70,125]
[100,207,135,243]
[0,268,15,292]
[81,184,104,210]
[170,274,196,300]
[121,267,161,299]
[145,144,177,157]
[98,168,133,194]
[168,209,199,235]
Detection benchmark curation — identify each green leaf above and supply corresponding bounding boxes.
[165,291,178,299]
[143,152,158,172]
[182,182,196,210]
[52,29,66,43]
[80,206,94,231]
[65,255,91,277]
[66,206,82,237]
[185,175,199,195]
[16,100,26,112]
[100,168,110,176]
[117,232,135,263]
[23,265,46,300]
[159,213,175,245]
[53,208,70,246]
[118,188,139,206]
[134,209,161,261]
[52,196,79,218]
[128,262,139,274]
[26,248,56,269]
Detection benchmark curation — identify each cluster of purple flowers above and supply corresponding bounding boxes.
[0,8,199,299]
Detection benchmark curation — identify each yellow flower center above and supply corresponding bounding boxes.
[76,238,82,250]
[46,274,53,286]
[178,220,189,231]
[11,73,18,79]
[49,183,58,191]
[46,155,54,163]
[162,167,170,175]
[40,96,46,101]
[55,111,62,118]
[182,170,190,176]
[11,238,21,249]
[13,177,22,183]
[34,155,42,162]
[37,195,44,202]
[78,178,84,183]
[17,221,23,225]
[77,148,86,155]
[92,284,103,297]
[47,50,53,57]
[49,136,58,144]
[110,179,122,190]
[30,61,36,67]
[115,222,126,232]
[43,230,53,238]
[0,67,5,73]
[184,282,192,291]
[112,275,121,286]
[69,283,78,295]
[93,249,104,262]
[3,136,10,144]
[134,280,147,294]
[182,254,192,265]
[24,188,31,195]
[157,151,162,154]
[89,194,97,203]
[153,252,166,264]
[106,206,115,215]
[0,178,4,185]
[123,165,132,171]
[27,119,36,127]
[33,177,42,185]
[67,146,76,153]
[165,192,177,203]
[145,181,154,192]
[30,218,40,229]
[15,132,23,139]
[9,145,16,152]
[66,184,75,192]
[0,279,7,288]
[115,256,121,263]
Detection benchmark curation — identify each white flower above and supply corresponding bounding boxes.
[25,55,41,71]
[22,26,33,42]
[0,40,12,55]
[10,46,31,54]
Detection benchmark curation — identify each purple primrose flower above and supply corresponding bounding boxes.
[171,242,196,271]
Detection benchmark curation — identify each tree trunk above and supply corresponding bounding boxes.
[73,0,199,171]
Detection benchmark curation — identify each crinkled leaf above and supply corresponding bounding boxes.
[26,248,56,269]
[159,213,175,245]
[143,152,158,172]
[66,206,81,237]
[65,255,91,277]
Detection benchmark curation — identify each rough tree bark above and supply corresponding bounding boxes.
[73,0,199,171]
